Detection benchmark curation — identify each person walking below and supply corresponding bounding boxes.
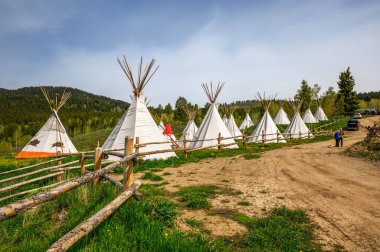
[339,128,344,147]
[334,130,340,147]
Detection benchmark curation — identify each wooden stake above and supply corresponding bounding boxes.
[242,130,246,149]
[80,153,85,175]
[93,142,102,186]
[135,137,140,167]
[183,135,188,158]
[262,130,265,144]
[56,151,62,182]
[123,137,134,189]
[217,133,221,154]
[276,130,279,144]
[307,131,310,139]
[299,131,302,140]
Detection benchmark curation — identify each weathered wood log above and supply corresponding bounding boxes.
[0,154,137,221]
[47,180,141,252]
[52,151,95,158]
[0,172,64,194]
[52,161,115,172]
[133,191,144,201]
[0,157,65,176]
[217,132,221,154]
[101,174,123,191]
[138,148,177,157]
[0,160,78,185]
[0,180,66,202]
[106,151,124,158]
[220,135,243,140]
[56,152,62,182]
[102,147,124,152]
[93,144,102,186]
[80,153,85,175]
[124,137,134,189]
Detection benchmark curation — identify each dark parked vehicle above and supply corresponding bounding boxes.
[347,119,359,131]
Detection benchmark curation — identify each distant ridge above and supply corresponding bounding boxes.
[0,86,129,142]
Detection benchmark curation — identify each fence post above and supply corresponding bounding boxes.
[242,130,246,149]
[93,142,102,186]
[262,130,265,144]
[276,130,279,144]
[183,135,188,158]
[80,152,85,175]
[124,137,134,189]
[217,133,221,154]
[135,137,140,167]
[56,151,62,182]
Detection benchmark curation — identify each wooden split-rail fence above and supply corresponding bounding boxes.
[0,127,337,251]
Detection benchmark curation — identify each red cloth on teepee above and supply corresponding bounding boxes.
[163,123,174,135]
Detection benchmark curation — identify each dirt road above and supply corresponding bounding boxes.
[151,116,380,251]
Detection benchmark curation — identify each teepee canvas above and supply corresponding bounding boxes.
[284,100,313,139]
[239,108,254,130]
[248,93,286,143]
[102,56,176,160]
[222,115,228,125]
[16,87,78,158]
[314,100,328,121]
[302,108,319,123]
[273,102,290,125]
[190,82,238,149]
[226,106,242,137]
[179,106,198,148]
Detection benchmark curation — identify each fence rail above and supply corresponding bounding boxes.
[0,124,341,251]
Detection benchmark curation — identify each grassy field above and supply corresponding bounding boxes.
[0,118,349,251]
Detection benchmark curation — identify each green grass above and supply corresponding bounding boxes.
[141,172,164,181]
[174,185,218,210]
[236,207,321,251]
[185,218,204,228]
[71,128,112,151]
[237,201,251,206]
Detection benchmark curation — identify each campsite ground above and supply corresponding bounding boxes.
[134,116,380,251]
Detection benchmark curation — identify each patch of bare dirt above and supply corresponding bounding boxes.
[176,208,247,237]
[110,116,380,251]
[153,116,380,251]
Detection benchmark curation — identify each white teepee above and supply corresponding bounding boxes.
[222,114,228,125]
[284,100,313,139]
[314,100,328,121]
[302,108,319,123]
[226,106,242,137]
[178,106,198,148]
[190,82,238,149]
[248,93,286,143]
[16,87,78,158]
[239,108,254,130]
[273,102,290,125]
[102,56,176,160]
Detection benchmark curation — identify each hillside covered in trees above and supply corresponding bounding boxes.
[0,86,129,151]
[0,68,377,153]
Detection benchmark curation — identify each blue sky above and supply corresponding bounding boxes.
[0,0,379,106]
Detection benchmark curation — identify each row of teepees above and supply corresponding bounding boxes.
[16,56,329,160]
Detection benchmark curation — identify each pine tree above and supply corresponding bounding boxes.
[336,67,359,116]
[295,80,313,112]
